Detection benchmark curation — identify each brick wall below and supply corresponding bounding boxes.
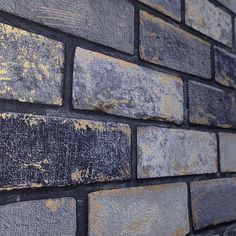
[0,0,236,235]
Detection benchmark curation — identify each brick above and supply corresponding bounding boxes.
[223,228,236,236]
[0,23,64,105]
[137,127,217,178]
[73,47,183,124]
[140,11,211,79]
[219,133,236,172]
[0,198,76,236]
[0,0,134,54]
[88,183,189,236]
[191,178,236,230]
[0,113,131,190]
[217,0,236,14]
[138,0,181,21]
[185,0,232,46]
[215,47,236,89]
[188,81,236,128]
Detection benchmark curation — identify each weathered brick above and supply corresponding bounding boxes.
[140,11,211,79]
[0,198,76,236]
[191,178,236,230]
[223,228,236,236]
[0,0,134,54]
[0,23,64,105]
[0,113,131,190]
[138,0,181,21]
[217,0,236,14]
[73,47,183,124]
[186,0,232,46]
[188,81,236,128]
[88,183,189,236]
[219,133,236,172]
[137,127,217,178]
[215,47,236,89]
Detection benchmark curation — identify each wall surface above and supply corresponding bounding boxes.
[0,0,235,235]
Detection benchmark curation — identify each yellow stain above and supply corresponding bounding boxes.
[0,77,11,81]
[0,69,7,75]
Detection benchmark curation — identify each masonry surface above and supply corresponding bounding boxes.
[0,0,236,236]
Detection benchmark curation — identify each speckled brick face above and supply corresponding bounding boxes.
[88,183,189,236]
[0,113,131,190]
[140,11,211,79]
[188,81,236,128]
[137,127,217,178]
[0,23,64,105]
[191,178,236,230]
[73,47,183,124]
[0,198,76,236]
[186,0,232,46]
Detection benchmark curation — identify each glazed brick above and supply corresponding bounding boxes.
[137,127,217,178]
[0,113,131,190]
[0,23,64,105]
[0,198,76,236]
[140,11,211,79]
[215,47,236,89]
[191,178,236,230]
[138,0,181,21]
[88,183,189,236]
[188,81,236,128]
[186,0,232,46]
[73,47,183,124]
[0,0,134,54]
[219,133,236,172]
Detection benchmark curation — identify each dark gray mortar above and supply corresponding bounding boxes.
[0,0,134,54]
[215,47,236,89]
[0,198,76,236]
[188,81,236,128]
[73,47,183,124]
[191,178,236,230]
[0,23,64,105]
[139,11,211,79]
[138,0,181,21]
[217,0,236,13]
[0,113,131,190]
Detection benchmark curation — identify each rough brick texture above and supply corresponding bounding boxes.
[223,228,236,236]
[0,23,64,105]
[0,0,134,54]
[137,127,217,178]
[88,183,189,236]
[188,81,236,128]
[140,11,211,78]
[191,178,236,230]
[73,47,183,124]
[0,198,76,236]
[138,0,181,21]
[186,0,232,46]
[0,113,131,189]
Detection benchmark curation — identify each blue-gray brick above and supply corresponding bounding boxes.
[217,0,236,14]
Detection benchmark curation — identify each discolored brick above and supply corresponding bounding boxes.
[73,47,183,124]
[0,113,131,190]
[140,11,211,79]
[88,183,189,236]
[0,198,76,236]
[191,178,236,230]
[137,127,217,178]
[186,0,232,46]
[0,23,64,105]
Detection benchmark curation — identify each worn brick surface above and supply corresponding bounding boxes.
[223,228,236,236]
[217,0,236,14]
[73,47,183,124]
[137,127,217,178]
[188,81,236,128]
[191,178,236,230]
[88,183,189,236]
[0,0,134,54]
[140,11,211,79]
[186,0,232,46]
[138,0,181,21]
[0,113,131,189]
[0,23,64,105]
[215,47,236,89]
[219,133,236,172]
[0,198,76,236]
